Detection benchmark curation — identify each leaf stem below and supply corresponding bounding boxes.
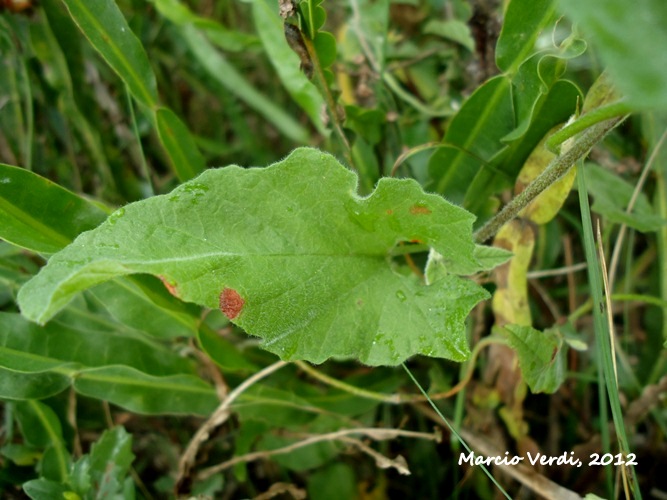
[474,116,626,244]
[301,35,354,168]
[546,101,632,153]
[295,337,505,404]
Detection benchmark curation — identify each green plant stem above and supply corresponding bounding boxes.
[382,71,452,117]
[546,101,633,153]
[295,337,505,404]
[20,55,33,172]
[301,36,354,168]
[474,116,626,243]
[125,85,154,197]
[401,363,512,499]
[576,162,642,499]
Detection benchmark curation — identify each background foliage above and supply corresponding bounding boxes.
[1,0,666,498]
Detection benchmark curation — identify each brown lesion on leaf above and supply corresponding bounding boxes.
[220,288,245,320]
[158,275,179,298]
[386,209,394,215]
[409,204,432,215]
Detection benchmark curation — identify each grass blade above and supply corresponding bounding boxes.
[60,0,158,108]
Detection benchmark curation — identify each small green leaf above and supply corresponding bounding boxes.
[300,0,327,39]
[1,443,42,466]
[23,479,71,500]
[583,163,666,232]
[0,164,108,254]
[15,400,70,482]
[424,19,475,52]
[472,245,514,271]
[88,427,135,498]
[197,325,259,373]
[313,31,337,69]
[504,324,566,394]
[18,148,490,366]
[60,0,158,108]
[308,463,357,500]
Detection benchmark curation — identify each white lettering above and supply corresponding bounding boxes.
[458,452,475,465]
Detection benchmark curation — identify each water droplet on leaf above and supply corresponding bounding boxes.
[108,207,125,225]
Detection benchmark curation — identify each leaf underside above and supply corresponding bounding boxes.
[18,148,494,366]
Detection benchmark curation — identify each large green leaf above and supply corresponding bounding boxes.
[0,164,108,253]
[559,0,667,110]
[18,148,492,366]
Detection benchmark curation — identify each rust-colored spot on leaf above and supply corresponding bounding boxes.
[220,288,245,320]
[386,209,393,215]
[409,205,432,215]
[158,275,179,298]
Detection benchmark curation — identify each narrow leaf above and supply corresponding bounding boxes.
[583,163,666,232]
[252,0,325,133]
[0,164,108,253]
[496,0,557,74]
[504,324,566,393]
[23,479,71,500]
[73,366,219,415]
[88,276,200,340]
[0,311,194,376]
[60,0,158,108]
[0,347,74,400]
[14,400,70,482]
[18,148,490,366]
[427,76,514,203]
[178,24,310,143]
[155,107,206,182]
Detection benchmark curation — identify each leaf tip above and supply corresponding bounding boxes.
[219,288,245,320]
